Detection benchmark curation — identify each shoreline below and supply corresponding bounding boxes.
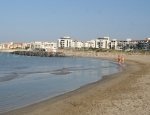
[0,49,24,53]
[0,55,122,113]
[1,53,150,115]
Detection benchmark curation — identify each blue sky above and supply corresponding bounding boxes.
[0,0,150,42]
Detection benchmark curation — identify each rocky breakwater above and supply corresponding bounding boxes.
[11,51,65,57]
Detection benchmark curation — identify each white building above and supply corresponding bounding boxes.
[0,43,3,49]
[30,42,43,49]
[58,36,72,48]
[42,42,57,52]
[70,40,84,49]
[0,42,12,49]
[116,39,139,50]
[23,43,32,50]
[76,41,84,48]
[95,37,110,49]
[30,41,57,52]
[84,40,96,48]
[110,39,118,50]
[71,40,78,48]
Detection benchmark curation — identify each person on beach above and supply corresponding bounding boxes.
[117,55,125,64]
[117,55,121,64]
[121,55,125,64]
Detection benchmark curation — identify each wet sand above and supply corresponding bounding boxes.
[1,52,150,115]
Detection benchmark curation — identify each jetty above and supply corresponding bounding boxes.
[11,51,65,57]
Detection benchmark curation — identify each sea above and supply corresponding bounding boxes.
[0,52,122,113]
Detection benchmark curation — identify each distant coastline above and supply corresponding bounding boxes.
[0,49,26,53]
[10,51,65,57]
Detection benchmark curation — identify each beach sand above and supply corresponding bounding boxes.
[1,52,150,115]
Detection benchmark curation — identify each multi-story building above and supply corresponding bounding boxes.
[137,38,150,50]
[95,37,110,49]
[70,40,84,49]
[110,39,118,50]
[71,40,78,48]
[0,42,12,49]
[58,36,72,48]
[30,42,43,49]
[22,43,32,50]
[76,41,84,48]
[117,39,130,50]
[30,41,57,52]
[9,42,23,49]
[84,40,96,48]
[109,38,139,50]
[42,42,57,52]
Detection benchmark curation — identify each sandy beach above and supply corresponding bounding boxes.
[1,51,150,115]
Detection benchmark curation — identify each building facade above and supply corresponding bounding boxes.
[95,37,110,49]
[110,39,118,50]
[58,36,72,48]
[84,40,96,48]
[42,42,57,52]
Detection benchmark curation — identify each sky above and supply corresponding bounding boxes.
[0,0,150,42]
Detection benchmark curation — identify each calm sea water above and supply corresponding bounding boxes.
[0,53,121,113]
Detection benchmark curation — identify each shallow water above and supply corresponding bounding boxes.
[0,53,122,113]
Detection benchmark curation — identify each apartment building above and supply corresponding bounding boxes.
[9,42,23,49]
[95,37,110,49]
[42,42,57,52]
[109,39,118,50]
[137,39,150,50]
[58,36,72,48]
[71,40,84,48]
[30,41,57,52]
[84,40,96,48]
[0,42,12,49]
